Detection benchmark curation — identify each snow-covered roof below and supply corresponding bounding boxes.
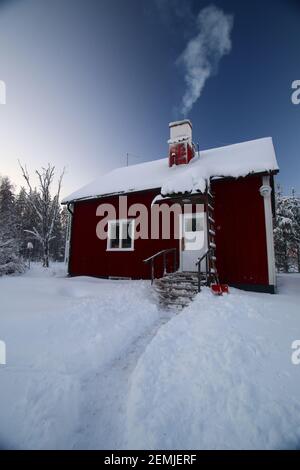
[62,137,279,203]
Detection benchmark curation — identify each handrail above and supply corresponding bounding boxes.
[143,248,177,284]
[196,248,211,266]
[143,248,176,264]
[195,248,212,293]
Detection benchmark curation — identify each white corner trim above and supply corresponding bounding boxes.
[260,176,276,287]
[64,205,73,265]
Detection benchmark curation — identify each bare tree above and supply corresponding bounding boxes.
[19,162,65,267]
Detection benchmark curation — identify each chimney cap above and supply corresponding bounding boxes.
[169,119,192,129]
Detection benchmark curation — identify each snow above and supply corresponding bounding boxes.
[0,264,165,449]
[62,137,279,203]
[0,266,299,450]
[126,275,300,450]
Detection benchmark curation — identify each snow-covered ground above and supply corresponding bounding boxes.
[0,265,300,450]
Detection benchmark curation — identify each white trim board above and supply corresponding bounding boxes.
[261,176,276,288]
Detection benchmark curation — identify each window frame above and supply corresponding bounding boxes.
[106,218,135,252]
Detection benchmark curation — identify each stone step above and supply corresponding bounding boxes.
[153,271,206,309]
[162,278,200,284]
[161,274,199,281]
[157,293,196,303]
[157,291,198,297]
[163,273,206,280]
[159,298,190,308]
[154,286,198,295]
[159,302,185,310]
[154,281,198,289]
[156,288,197,299]
[157,277,199,282]
[157,274,202,281]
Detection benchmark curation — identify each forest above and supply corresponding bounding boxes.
[0,166,67,275]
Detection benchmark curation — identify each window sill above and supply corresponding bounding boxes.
[106,248,135,252]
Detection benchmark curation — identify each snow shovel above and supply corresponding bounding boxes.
[211,284,223,295]
[220,284,229,294]
[211,284,229,295]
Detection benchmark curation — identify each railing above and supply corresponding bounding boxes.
[143,248,177,284]
[195,248,212,292]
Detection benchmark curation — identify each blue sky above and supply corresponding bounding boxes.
[0,0,299,197]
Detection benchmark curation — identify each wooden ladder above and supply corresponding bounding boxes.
[204,183,220,286]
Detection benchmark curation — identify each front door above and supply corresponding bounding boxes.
[181,212,206,272]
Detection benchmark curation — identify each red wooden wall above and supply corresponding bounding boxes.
[212,175,269,288]
[69,175,270,289]
[69,189,180,279]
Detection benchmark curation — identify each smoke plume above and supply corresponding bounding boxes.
[177,5,234,116]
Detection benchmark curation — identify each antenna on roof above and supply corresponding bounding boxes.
[125,152,144,167]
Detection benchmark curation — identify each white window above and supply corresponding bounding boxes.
[184,213,204,233]
[182,213,205,251]
[107,219,135,251]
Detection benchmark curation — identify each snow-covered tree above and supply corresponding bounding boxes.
[50,205,68,262]
[274,186,300,272]
[289,189,300,272]
[19,163,65,267]
[15,187,42,261]
[0,176,24,275]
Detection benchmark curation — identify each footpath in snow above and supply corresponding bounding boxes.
[0,264,172,449]
[0,265,300,449]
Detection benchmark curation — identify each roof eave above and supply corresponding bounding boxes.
[61,168,279,205]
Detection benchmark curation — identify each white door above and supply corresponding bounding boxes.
[181,212,206,272]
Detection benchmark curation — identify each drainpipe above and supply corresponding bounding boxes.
[260,177,276,291]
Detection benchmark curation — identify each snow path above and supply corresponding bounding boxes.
[73,309,174,449]
[0,264,174,449]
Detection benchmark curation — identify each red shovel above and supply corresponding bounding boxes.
[211,284,229,295]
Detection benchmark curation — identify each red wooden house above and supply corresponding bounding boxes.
[62,120,279,294]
